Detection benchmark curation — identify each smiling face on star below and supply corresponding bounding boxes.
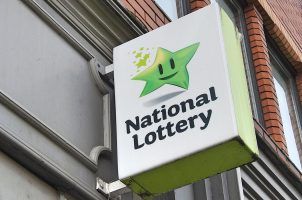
[132,43,200,97]
[158,56,178,80]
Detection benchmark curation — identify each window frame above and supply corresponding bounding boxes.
[268,37,302,169]
[176,0,190,17]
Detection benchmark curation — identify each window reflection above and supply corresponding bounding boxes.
[155,0,178,20]
[273,77,302,170]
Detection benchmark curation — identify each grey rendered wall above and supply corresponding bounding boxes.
[0,0,103,157]
[0,0,107,199]
[0,151,58,200]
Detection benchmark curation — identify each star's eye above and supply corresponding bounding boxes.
[158,64,163,75]
[170,58,175,69]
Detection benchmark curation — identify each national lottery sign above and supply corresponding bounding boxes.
[113,2,258,199]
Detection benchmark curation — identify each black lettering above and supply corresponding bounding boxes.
[209,87,218,101]
[199,109,212,130]
[161,105,167,120]
[132,134,144,149]
[168,104,180,117]
[166,122,176,136]
[180,98,195,113]
[152,109,161,123]
[141,115,152,128]
[157,125,166,140]
[188,115,198,129]
[145,132,157,145]
[125,116,140,134]
[196,94,210,107]
[176,120,188,133]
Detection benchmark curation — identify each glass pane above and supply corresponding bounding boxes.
[155,0,178,20]
[175,184,194,200]
[274,78,302,170]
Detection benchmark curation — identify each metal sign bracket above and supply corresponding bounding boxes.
[89,58,131,198]
[96,178,131,199]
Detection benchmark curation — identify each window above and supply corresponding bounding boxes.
[155,0,178,20]
[154,0,188,21]
[271,51,302,170]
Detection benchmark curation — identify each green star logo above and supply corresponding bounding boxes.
[132,42,200,97]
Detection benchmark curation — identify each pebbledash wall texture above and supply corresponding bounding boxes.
[120,0,302,185]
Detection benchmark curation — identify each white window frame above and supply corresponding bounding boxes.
[270,47,302,171]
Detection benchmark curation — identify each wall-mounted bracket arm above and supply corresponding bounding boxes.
[90,58,114,76]
[96,178,131,199]
[89,58,113,164]
[90,58,124,197]
[89,58,114,95]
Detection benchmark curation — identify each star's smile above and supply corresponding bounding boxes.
[159,72,178,80]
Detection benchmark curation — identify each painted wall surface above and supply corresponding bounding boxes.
[0,151,58,200]
[0,0,103,156]
[0,1,108,199]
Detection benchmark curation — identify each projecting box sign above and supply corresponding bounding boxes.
[114,2,258,199]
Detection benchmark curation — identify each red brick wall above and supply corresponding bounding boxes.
[244,5,288,153]
[121,0,170,31]
[259,4,302,71]
[121,0,212,30]
[266,0,302,53]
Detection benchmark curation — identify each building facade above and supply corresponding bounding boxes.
[0,0,302,199]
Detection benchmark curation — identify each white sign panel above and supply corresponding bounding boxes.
[114,5,237,180]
